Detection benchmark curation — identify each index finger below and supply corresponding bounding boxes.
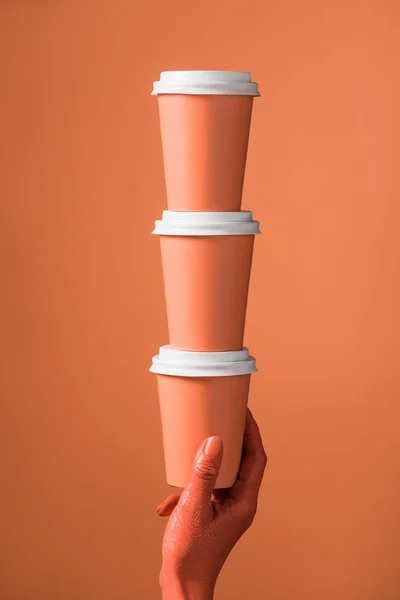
[230,408,267,503]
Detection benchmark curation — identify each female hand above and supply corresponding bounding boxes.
[156,408,267,600]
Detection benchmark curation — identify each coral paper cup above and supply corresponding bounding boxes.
[150,346,257,489]
[152,71,260,212]
[153,211,261,351]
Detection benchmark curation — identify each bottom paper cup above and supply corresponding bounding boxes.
[150,346,257,488]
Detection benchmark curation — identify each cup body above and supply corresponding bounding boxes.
[157,94,254,211]
[160,234,254,351]
[157,373,251,488]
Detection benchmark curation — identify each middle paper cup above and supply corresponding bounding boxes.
[153,211,261,352]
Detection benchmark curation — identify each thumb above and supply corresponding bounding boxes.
[185,436,223,513]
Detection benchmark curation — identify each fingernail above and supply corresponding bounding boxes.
[203,436,223,459]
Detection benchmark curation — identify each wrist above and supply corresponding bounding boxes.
[161,573,214,600]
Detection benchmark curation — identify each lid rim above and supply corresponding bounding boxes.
[152,70,260,96]
[153,210,261,236]
[153,226,261,236]
[150,346,257,377]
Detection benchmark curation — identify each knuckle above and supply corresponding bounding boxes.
[195,459,218,482]
[261,451,268,467]
[240,502,257,527]
[253,420,261,434]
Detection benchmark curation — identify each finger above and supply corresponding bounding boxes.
[183,436,223,517]
[230,409,267,503]
[156,494,180,516]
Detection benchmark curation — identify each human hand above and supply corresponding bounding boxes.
[156,408,267,600]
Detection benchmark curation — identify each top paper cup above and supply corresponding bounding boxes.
[152,70,260,96]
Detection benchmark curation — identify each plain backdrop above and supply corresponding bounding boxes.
[1,1,399,598]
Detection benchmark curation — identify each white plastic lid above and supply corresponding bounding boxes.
[153,211,261,236]
[152,71,260,96]
[150,346,257,377]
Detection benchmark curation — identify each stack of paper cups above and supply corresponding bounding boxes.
[150,71,261,488]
